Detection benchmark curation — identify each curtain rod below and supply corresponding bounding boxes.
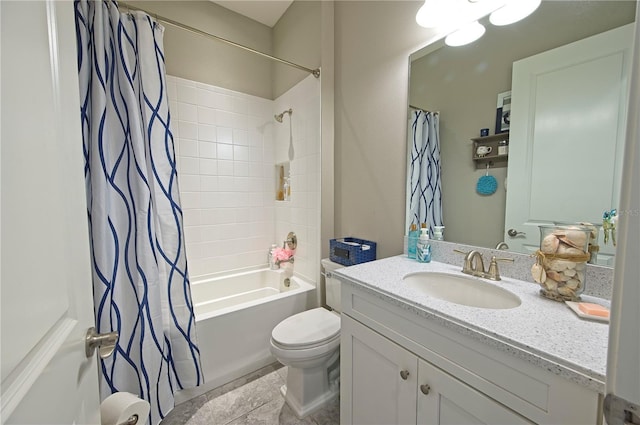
[409,105,439,114]
[119,1,321,79]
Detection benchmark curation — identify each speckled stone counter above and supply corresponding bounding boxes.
[334,255,610,393]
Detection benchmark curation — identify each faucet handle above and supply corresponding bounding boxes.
[486,256,514,281]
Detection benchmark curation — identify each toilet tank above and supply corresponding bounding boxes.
[321,258,344,313]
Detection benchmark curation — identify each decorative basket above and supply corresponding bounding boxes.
[329,237,377,266]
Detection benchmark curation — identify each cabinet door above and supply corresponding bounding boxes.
[417,359,532,425]
[341,315,418,425]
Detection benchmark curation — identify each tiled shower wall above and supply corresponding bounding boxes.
[167,75,320,282]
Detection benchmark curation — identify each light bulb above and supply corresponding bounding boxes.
[489,0,541,26]
[445,20,486,46]
[416,0,459,28]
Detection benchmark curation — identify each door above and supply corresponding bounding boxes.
[605,4,640,424]
[1,1,101,423]
[416,359,532,425]
[341,315,418,425]
[504,24,633,264]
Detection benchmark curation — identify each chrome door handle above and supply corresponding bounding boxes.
[85,327,118,359]
[507,229,526,237]
[400,370,410,380]
[420,384,431,395]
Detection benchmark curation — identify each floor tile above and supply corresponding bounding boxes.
[160,363,340,425]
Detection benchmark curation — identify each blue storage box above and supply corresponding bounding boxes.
[329,237,377,266]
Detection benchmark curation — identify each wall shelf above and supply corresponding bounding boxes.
[471,133,509,169]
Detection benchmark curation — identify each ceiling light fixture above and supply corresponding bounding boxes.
[445,20,486,46]
[489,0,541,26]
[415,0,459,29]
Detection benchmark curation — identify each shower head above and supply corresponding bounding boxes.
[275,108,293,123]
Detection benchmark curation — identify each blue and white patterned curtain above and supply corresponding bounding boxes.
[75,1,202,423]
[407,109,443,235]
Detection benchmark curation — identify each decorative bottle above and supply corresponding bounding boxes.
[417,225,431,263]
[408,223,419,259]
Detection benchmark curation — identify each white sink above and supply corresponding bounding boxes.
[403,272,521,309]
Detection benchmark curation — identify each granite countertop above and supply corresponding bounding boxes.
[334,255,610,393]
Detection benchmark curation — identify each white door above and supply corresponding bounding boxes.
[1,1,101,423]
[340,315,418,425]
[504,23,633,264]
[605,3,640,423]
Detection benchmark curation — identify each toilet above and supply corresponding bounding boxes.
[269,258,343,418]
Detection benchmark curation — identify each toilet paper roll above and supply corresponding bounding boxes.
[100,392,150,425]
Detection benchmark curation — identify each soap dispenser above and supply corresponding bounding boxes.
[408,223,419,259]
[416,224,431,263]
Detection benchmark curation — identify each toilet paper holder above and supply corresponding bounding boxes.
[119,414,139,425]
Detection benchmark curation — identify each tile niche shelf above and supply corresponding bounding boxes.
[471,133,509,169]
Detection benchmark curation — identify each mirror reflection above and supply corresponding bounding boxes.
[407,1,636,266]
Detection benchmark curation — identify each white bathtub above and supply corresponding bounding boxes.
[179,268,315,401]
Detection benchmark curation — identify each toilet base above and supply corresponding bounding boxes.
[280,383,339,419]
[280,353,340,419]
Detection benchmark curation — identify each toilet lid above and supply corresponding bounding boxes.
[272,308,340,349]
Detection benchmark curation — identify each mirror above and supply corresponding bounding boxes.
[407,1,635,266]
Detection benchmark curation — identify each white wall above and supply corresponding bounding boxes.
[167,74,320,280]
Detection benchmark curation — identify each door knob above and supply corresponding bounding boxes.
[400,370,410,380]
[420,384,431,395]
[85,327,118,359]
[507,229,526,237]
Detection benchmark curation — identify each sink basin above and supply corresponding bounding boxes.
[403,272,521,309]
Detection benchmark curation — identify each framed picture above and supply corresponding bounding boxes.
[495,91,511,134]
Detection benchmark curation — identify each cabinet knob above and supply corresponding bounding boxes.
[420,384,431,395]
[400,370,410,380]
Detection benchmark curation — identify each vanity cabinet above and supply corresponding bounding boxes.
[340,283,602,425]
[341,314,530,424]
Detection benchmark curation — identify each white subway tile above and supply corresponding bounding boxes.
[176,84,198,104]
[217,143,233,160]
[200,176,218,193]
[180,192,201,209]
[217,110,234,128]
[178,121,198,140]
[216,93,233,111]
[199,158,218,176]
[182,209,201,227]
[178,103,197,122]
[231,96,248,114]
[179,174,200,192]
[233,129,248,146]
[217,127,233,144]
[199,141,216,159]
[218,160,234,176]
[233,145,250,161]
[217,176,234,192]
[179,138,198,157]
[234,161,249,177]
[198,107,216,125]
[197,88,217,108]
[179,157,199,175]
[198,124,217,142]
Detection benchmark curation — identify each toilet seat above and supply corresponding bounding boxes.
[271,307,340,350]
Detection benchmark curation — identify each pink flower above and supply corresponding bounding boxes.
[273,247,295,262]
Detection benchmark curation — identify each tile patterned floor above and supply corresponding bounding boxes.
[160,363,340,425]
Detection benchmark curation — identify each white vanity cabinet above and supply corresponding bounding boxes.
[340,282,602,425]
[341,314,531,424]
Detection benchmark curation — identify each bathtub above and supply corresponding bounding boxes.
[180,268,315,401]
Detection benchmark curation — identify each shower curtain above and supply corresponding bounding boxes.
[75,1,202,423]
[408,109,443,235]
